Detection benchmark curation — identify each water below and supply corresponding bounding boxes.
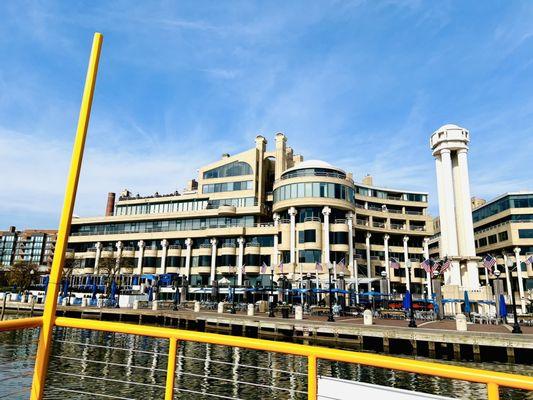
[0,324,531,399]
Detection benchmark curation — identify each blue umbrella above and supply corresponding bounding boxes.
[43,276,49,295]
[403,290,412,309]
[148,286,154,302]
[91,280,98,300]
[62,279,69,298]
[499,294,507,318]
[110,280,117,303]
[464,291,471,314]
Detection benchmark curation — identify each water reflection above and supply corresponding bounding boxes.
[0,326,531,399]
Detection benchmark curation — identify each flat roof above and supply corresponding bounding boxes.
[472,191,533,212]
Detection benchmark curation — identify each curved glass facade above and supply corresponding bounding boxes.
[280,168,346,180]
[203,161,253,179]
[273,182,354,204]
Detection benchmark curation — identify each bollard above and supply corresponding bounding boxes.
[152,301,159,311]
[456,314,468,331]
[133,300,140,310]
[363,309,373,325]
[294,305,303,320]
[194,301,200,312]
[218,302,225,314]
[81,298,88,307]
[0,292,4,300]
[61,297,68,307]
[97,298,104,308]
[10,293,18,302]
[247,304,254,316]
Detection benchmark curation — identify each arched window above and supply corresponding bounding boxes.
[203,161,253,179]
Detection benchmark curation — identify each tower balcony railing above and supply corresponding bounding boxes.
[276,170,347,182]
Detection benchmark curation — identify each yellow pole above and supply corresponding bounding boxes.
[487,382,499,400]
[165,338,178,400]
[30,32,103,400]
[308,355,317,400]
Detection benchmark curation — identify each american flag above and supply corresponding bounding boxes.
[315,262,323,272]
[440,258,452,273]
[526,255,533,265]
[279,262,284,274]
[482,254,496,274]
[390,257,400,269]
[260,262,268,274]
[420,258,434,273]
[431,261,440,275]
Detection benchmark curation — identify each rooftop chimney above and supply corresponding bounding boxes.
[362,174,373,186]
[106,192,116,216]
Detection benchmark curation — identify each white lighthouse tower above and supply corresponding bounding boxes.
[430,124,480,290]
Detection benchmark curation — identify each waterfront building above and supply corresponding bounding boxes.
[67,133,433,295]
[0,226,57,269]
[429,192,533,311]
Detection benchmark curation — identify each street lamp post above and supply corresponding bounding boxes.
[407,264,417,328]
[506,258,522,334]
[380,271,388,309]
[230,268,236,314]
[269,265,275,317]
[327,264,335,322]
[494,269,504,322]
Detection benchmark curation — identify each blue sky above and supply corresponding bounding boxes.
[1,1,532,229]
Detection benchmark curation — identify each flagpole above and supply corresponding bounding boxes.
[315,264,320,305]
[354,260,359,304]
[299,263,304,306]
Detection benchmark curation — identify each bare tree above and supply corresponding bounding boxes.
[98,255,135,296]
[6,261,39,292]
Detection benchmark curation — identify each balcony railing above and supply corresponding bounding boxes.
[334,219,346,224]
[355,219,369,226]
[277,170,346,182]
[220,243,236,248]
[199,244,212,249]
[390,224,404,230]
[246,242,260,248]
[168,245,182,250]
[304,216,321,222]
[372,222,386,228]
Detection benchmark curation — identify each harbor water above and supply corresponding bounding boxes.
[0,324,531,399]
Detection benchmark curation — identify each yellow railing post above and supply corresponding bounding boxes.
[487,382,499,400]
[308,354,317,400]
[30,32,103,400]
[165,338,178,400]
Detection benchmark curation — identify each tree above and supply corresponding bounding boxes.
[6,261,39,292]
[98,255,135,296]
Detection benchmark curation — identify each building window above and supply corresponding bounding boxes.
[518,229,533,239]
[329,232,348,245]
[298,250,321,263]
[488,235,497,245]
[273,182,354,203]
[298,230,316,243]
[498,231,508,242]
[203,161,253,179]
[202,181,253,194]
[478,237,488,247]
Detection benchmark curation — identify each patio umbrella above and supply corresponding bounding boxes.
[110,280,117,303]
[62,279,69,298]
[147,286,154,302]
[464,291,471,314]
[403,290,412,310]
[499,294,507,319]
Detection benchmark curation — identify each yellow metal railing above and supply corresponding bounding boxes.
[1,316,533,399]
[0,31,532,400]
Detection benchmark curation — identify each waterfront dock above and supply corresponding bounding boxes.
[4,300,532,365]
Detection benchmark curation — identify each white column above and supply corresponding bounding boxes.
[115,241,123,272]
[185,238,193,280]
[322,207,331,268]
[384,234,391,294]
[514,247,526,314]
[365,233,371,291]
[403,236,411,292]
[210,238,218,285]
[136,240,145,275]
[273,213,280,266]
[288,207,297,265]
[237,237,245,286]
[434,155,448,257]
[503,253,512,300]
[94,242,102,273]
[423,237,431,297]
[439,149,459,257]
[159,239,168,275]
